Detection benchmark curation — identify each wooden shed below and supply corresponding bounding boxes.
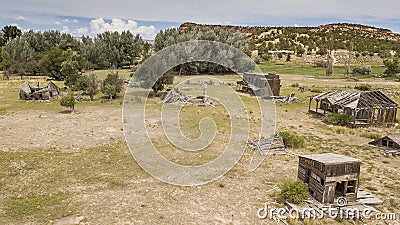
[237,72,281,97]
[298,153,361,204]
[369,136,400,149]
[309,90,398,127]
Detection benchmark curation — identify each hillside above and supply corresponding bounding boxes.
[180,22,400,62]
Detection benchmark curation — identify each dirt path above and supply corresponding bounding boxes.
[0,107,124,151]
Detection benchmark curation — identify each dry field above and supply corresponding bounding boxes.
[0,70,399,224]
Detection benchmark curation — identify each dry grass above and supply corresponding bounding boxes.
[0,70,400,224]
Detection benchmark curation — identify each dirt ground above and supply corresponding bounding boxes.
[1,74,400,225]
[0,107,123,151]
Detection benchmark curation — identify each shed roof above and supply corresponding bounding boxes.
[19,81,32,94]
[312,90,398,109]
[369,135,400,146]
[300,153,361,165]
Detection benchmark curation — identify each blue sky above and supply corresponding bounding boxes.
[1,0,399,39]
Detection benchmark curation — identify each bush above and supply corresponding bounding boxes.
[309,88,323,93]
[101,72,123,100]
[353,66,372,75]
[354,84,371,91]
[384,57,400,75]
[279,131,305,148]
[291,83,300,88]
[314,60,326,68]
[324,113,354,126]
[277,180,309,204]
[360,133,381,139]
[60,93,75,111]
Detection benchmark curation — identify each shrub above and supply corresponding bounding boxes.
[279,131,305,148]
[362,66,372,75]
[314,60,326,68]
[291,83,300,88]
[101,72,124,100]
[309,88,323,93]
[277,180,309,204]
[354,84,371,91]
[336,127,346,134]
[353,66,372,75]
[360,133,381,139]
[324,113,354,126]
[60,93,75,111]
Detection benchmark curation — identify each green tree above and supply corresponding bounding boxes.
[60,93,76,112]
[296,45,305,56]
[277,180,309,204]
[316,48,328,55]
[101,72,124,101]
[384,57,400,75]
[61,59,80,88]
[152,73,174,96]
[75,74,99,100]
[39,47,66,80]
[153,26,250,74]
[1,36,35,78]
[1,25,22,46]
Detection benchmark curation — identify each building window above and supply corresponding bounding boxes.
[346,180,357,193]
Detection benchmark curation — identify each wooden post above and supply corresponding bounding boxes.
[345,41,353,78]
[326,34,334,77]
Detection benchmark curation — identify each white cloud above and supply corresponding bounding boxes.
[61,25,71,33]
[76,27,88,34]
[62,18,78,23]
[55,21,61,25]
[16,16,26,21]
[89,18,156,39]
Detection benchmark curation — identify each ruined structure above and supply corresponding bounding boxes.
[298,153,361,204]
[248,135,286,156]
[237,72,281,97]
[160,88,191,104]
[369,136,400,157]
[19,81,60,100]
[309,90,398,127]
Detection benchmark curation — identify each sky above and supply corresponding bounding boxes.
[0,0,399,40]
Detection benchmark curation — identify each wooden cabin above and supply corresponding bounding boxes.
[19,81,60,100]
[298,153,361,204]
[308,90,398,127]
[237,72,281,97]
